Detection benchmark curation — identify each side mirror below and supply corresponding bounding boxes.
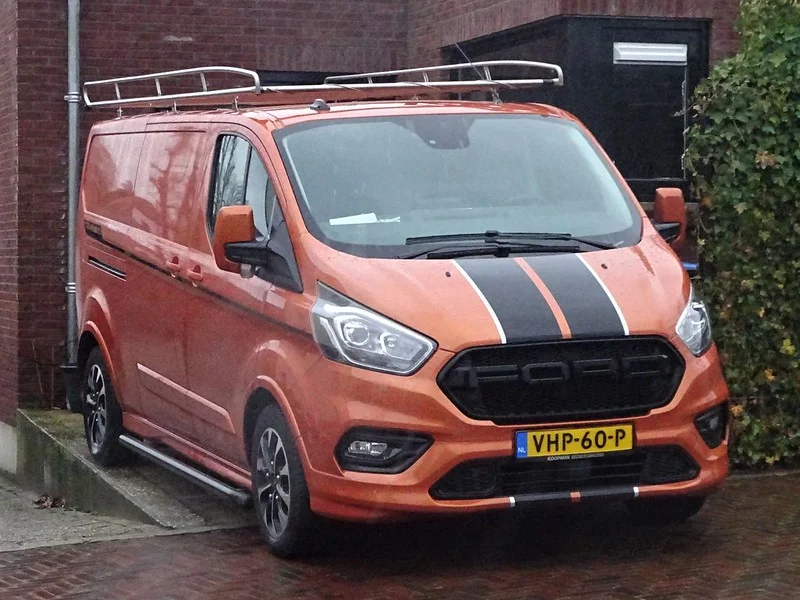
[653,187,687,252]
[213,205,256,272]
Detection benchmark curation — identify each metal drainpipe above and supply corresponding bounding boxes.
[63,0,81,411]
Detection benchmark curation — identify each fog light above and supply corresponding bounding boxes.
[347,440,389,457]
[694,402,728,449]
[336,428,432,474]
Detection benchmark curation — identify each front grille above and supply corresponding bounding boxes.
[430,446,699,500]
[438,337,684,424]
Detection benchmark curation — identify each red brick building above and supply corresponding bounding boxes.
[0,1,739,440]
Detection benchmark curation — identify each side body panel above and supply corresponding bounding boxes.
[123,125,208,441]
[180,122,275,465]
[79,128,146,414]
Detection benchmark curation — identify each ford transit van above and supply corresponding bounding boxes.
[77,62,728,556]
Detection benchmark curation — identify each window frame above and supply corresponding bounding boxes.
[206,130,302,292]
[207,133,253,236]
[208,132,284,242]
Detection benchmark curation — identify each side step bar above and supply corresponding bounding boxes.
[118,434,252,507]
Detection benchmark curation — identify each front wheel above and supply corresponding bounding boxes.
[251,404,318,557]
[626,496,706,524]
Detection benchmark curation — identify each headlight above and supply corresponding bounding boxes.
[311,282,436,375]
[675,285,713,356]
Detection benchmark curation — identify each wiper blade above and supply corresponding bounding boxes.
[405,232,509,245]
[405,230,616,250]
[500,232,616,250]
[398,242,582,260]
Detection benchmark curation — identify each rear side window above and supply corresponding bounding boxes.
[209,135,280,240]
[83,132,147,224]
[133,130,206,242]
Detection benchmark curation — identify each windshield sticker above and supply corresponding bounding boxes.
[329,213,378,226]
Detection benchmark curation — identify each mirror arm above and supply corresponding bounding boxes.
[654,222,681,243]
[223,241,272,268]
[223,240,304,293]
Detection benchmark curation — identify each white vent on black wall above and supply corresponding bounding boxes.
[613,42,688,66]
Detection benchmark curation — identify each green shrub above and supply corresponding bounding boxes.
[685,0,800,467]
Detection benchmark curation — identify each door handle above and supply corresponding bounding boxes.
[188,265,203,285]
[165,256,180,276]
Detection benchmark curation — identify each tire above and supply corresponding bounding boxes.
[82,347,129,467]
[250,403,318,558]
[626,496,706,525]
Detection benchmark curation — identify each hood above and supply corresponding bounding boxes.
[309,234,691,352]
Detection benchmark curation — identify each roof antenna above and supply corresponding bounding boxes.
[309,98,330,112]
[454,42,501,104]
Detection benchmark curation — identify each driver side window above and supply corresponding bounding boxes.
[209,134,281,241]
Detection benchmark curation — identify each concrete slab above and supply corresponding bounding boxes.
[0,421,16,476]
[15,409,254,531]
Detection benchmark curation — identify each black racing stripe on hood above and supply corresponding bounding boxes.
[456,258,561,344]
[524,254,626,338]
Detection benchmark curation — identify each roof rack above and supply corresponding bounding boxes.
[82,61,564,110]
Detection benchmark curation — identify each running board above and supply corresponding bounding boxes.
[118,434,252,507]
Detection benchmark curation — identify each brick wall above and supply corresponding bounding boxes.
[0,2,18,424]
[81,0,407,82]
[13,1,68,418]
[408,0,739,65]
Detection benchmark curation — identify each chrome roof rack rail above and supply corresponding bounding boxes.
[83,60,564,110]
[83,66,262,109]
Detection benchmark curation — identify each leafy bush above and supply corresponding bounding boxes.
[685,0,800,467]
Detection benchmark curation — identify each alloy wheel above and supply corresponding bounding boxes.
[256,427,291,539]
[85,364,108,453]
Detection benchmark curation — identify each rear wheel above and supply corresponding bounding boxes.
[82,347,129,466]
[250,403,318,557]
[626,496,706,524]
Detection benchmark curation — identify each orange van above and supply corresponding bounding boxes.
[77,62,728,556]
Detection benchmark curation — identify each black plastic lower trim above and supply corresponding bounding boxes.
[430,446,699,501]
[513,486,636,506]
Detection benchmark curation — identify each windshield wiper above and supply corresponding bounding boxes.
[405,230,616,250]
[398,242,582,260]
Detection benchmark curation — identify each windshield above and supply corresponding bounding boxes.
[276,114,642,258]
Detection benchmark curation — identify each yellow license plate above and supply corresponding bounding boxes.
[515,424,634,459]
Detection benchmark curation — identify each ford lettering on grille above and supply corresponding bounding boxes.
[437,338,685,424]
[446,355,674,389]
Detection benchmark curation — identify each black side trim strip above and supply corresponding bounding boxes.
[513,486,636,506]
[576,486,637,502]
[524,254,626,338]
[513,490,572,504]
[87,256,126,280]
[456,258,561,344]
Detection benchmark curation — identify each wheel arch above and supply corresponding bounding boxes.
[243,388,275,462]
[77,330,99,372]
[79,291,123,405]
[242,377,304,465]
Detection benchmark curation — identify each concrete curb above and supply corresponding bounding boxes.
[15,410,159,526]
[13,409,254,531]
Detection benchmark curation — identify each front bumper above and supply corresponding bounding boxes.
[291,341,729,522]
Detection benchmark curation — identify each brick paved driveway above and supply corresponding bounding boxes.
[1,472,798,600]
